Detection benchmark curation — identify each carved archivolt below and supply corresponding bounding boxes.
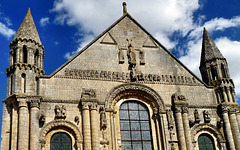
[40,120,82,148]
[105,83,165,111]
[191,123,225,147]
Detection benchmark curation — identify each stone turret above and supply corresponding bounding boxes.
[199,28,236,103]
[7,8,44,96]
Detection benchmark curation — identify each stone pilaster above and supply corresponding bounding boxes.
[82,102,91,150]
[221,105,236,150]
[182,107,192,150]
[174,107,187,150]
[229,107,240,150]
[30,99,40,150]
[17,98,29,150]
[90,102,99,150]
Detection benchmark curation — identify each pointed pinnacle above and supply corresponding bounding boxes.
[200,27,224,65]
[12,8,42,44]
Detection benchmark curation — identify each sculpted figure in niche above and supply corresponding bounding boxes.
[55,105,66,119]
[194,109,200,123]
[203,110,211,123]
[127,39,136,65]
[100,107,107,130]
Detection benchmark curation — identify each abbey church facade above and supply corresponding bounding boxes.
[1,3,240,150]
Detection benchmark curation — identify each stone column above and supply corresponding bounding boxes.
[30,100,40,150]
[182,107,192,150]
[229,107,240,150]
[82,102,91,150]
[222,88,228,102]
[227,87,233,102]
[237,110,240,131]
[18,99,29,150]
[90,102,99,150]
[222,106,236,150]
[174,107,187,150]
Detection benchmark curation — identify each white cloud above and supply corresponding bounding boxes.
[40,17,50,27]
[51,0,199,51]
[0,22,15,39]
[189,16,240,40]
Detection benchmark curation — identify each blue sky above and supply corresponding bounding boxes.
[0,0,240,133]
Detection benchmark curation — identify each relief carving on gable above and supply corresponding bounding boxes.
[60,68,198,86]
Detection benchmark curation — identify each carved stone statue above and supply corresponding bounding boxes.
[81,89,96,99]
[194,109,200,123]
[203,110,211,123]
[100,107,107,130]
[118,49,124,63]
[55,105,66,119]
[139,50,145,65]
[127,39,136,65]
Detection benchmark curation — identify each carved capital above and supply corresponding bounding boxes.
[82,102,90,110]
[17,99,28,108]
[30,100,40,108]
[174,107,181,113]
[221,105,230,113]
[90,102,98,110]
[182,107,188,113]
[229,106,238,114]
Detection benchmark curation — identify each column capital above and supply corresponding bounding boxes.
[90,102,98,110]
[182,107,188,113]
[29,100,40,108]
[82,101,90,110]
[17,99,28,108]
[174,107,182,113]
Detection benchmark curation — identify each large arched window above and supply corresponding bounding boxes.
[50,132,72,150]
[119,101,153,150]
[198,133,215,150]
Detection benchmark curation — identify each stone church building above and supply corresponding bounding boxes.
[1,3,240,150]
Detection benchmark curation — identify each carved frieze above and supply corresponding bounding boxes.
[62,68,198,85]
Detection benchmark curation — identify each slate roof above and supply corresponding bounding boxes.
[200,28,224,65]
[12,8,42,44]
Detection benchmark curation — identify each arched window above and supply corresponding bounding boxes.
[23,45,27,63]
[210,65,217,80]
[50,132,72,150]
[34,49,39,67]
[119,101,153,150]
[21,73,26,93]
[198,133,215,150]
[221,64,226,78]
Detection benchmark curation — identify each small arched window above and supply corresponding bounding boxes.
[23,45,27,63]
[119,101,153,150]
[210,65,217,80]
[198,133,215,150]
[21,73,26,93]
[34,49,39,67]
[50,132,72,150]
[221,64,226,78]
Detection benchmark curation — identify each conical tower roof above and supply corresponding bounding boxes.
[200,28,224,65]
[12,8,41,44]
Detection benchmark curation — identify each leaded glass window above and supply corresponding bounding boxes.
[198,133,215,150]
[50,132,72,150]
[119,101,153,150]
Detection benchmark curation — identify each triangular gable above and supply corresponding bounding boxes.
[100,32,117,45]
[46,13,207,86]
